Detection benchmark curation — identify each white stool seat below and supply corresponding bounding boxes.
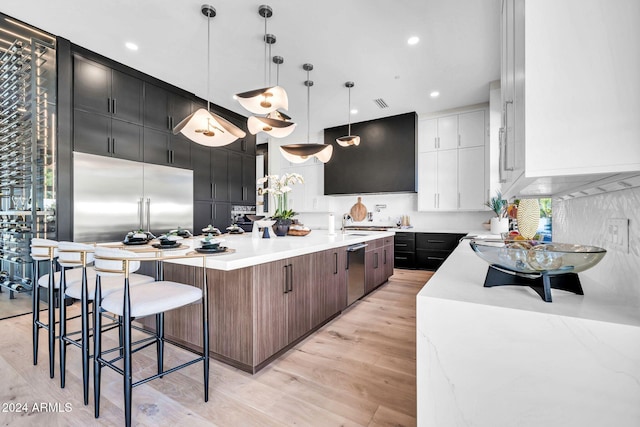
[65,273,155,300]
[101,281,202,318]
[38,267,97,289]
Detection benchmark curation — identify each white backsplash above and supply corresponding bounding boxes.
[296,193,491,232]
[553,187,640,305]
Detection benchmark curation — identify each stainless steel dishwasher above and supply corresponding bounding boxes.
[346,243,368,306]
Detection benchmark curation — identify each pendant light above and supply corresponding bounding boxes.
[173,5,246,147]
[279,63,333,164]
[336,81,360,147]
[247,56,296,137]
[235,5,288,115]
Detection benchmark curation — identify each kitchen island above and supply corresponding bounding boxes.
[138,230,395,373]
[416,240,640,426]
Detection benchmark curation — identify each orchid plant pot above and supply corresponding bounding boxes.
[273,219,292,237]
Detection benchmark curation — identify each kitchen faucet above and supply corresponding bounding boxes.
[341,213,353,233]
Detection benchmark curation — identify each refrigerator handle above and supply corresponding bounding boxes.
[138,198,143,230]
[146,198,151,231]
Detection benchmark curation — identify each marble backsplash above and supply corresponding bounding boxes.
[553,187,640,305]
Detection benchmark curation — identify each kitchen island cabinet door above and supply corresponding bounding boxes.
[253,259,288,365]
[383,240,394,280]
[311,248,346,328]
[287,254,313,344]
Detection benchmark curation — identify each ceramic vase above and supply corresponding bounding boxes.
[516,198,540,239]
[490,217,509,235]
[273,219,292,237]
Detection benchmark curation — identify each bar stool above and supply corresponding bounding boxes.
[30,238,59,378]
[57,242,155,405]
[93,246,209,427]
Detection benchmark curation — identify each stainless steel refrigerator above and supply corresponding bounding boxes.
[73,152,193,243]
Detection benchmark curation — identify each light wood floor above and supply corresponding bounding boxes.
[0,269,432,426]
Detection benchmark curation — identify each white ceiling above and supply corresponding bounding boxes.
[2,0,501,144]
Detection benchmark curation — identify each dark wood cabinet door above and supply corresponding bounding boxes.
[365,249,378,294]
[253,259,288,364]
[169,133,192,169]
[143,127,170,165]
[111,69,143,124]
[383,243,394,281]
[168,92,192,130]
[73,56,110,115]
[213,202,231,230]
[227,152,242,202]
[242,154,256,203]
[287,254,313,344]
[311,248,345,328]
[110,118,142,161]
[194,201,213,231]
[143,83,169,130]
[192,144,212,200]
[211,149,229,201]
[73,109,111,156]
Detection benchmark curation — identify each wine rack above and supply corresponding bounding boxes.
[0,36,56,300]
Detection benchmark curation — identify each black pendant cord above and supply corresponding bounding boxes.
[307,68,311,143]
[347,86,352,136]
[263,14,267,87]
[206,8,211,112]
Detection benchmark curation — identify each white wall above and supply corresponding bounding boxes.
[295,193,491,233]
[553,187,640,306]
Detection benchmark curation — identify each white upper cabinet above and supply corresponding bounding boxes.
[419,115,458,152]
[524,0,640,177]
[458,111,486,149]
[500,0,640,197]
[418,107,488,211]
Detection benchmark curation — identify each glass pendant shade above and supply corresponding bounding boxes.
[173,4,245,147]
[174,108,246,147]
[247,110,296,137]
[279,63,332,164]
[279,144,333,164]
[336,81,359,147]
[336,135,361,147]
[236,85,288,115]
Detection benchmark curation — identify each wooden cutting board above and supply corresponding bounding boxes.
[350,197,367,221]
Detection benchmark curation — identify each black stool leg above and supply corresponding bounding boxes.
[156,312,164,377]
[59,268,67,388]
[81,269,90,405]
[118,315,124,358]
[123,278,132,427]
[93,277,102,419]
[47,259,56,379]
[32,261,40,366]
[202,270,209,402]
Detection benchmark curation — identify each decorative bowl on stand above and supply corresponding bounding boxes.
[469,239,606,302]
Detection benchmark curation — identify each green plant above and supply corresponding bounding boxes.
[257,173,304,220]
[485,191,508,218]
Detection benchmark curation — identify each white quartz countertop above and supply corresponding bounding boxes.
[137,230,394,271]
[418,239,640,327]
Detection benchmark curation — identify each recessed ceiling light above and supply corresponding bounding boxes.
[350,109,358,115]
[407,36,420,45]
[125,42,138,51]
[430,91,440,98]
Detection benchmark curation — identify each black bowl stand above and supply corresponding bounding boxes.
[484,265,584,302]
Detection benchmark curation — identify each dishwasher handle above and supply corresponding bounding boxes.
[347,243,368,252]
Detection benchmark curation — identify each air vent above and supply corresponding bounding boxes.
[373,98,389,109]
